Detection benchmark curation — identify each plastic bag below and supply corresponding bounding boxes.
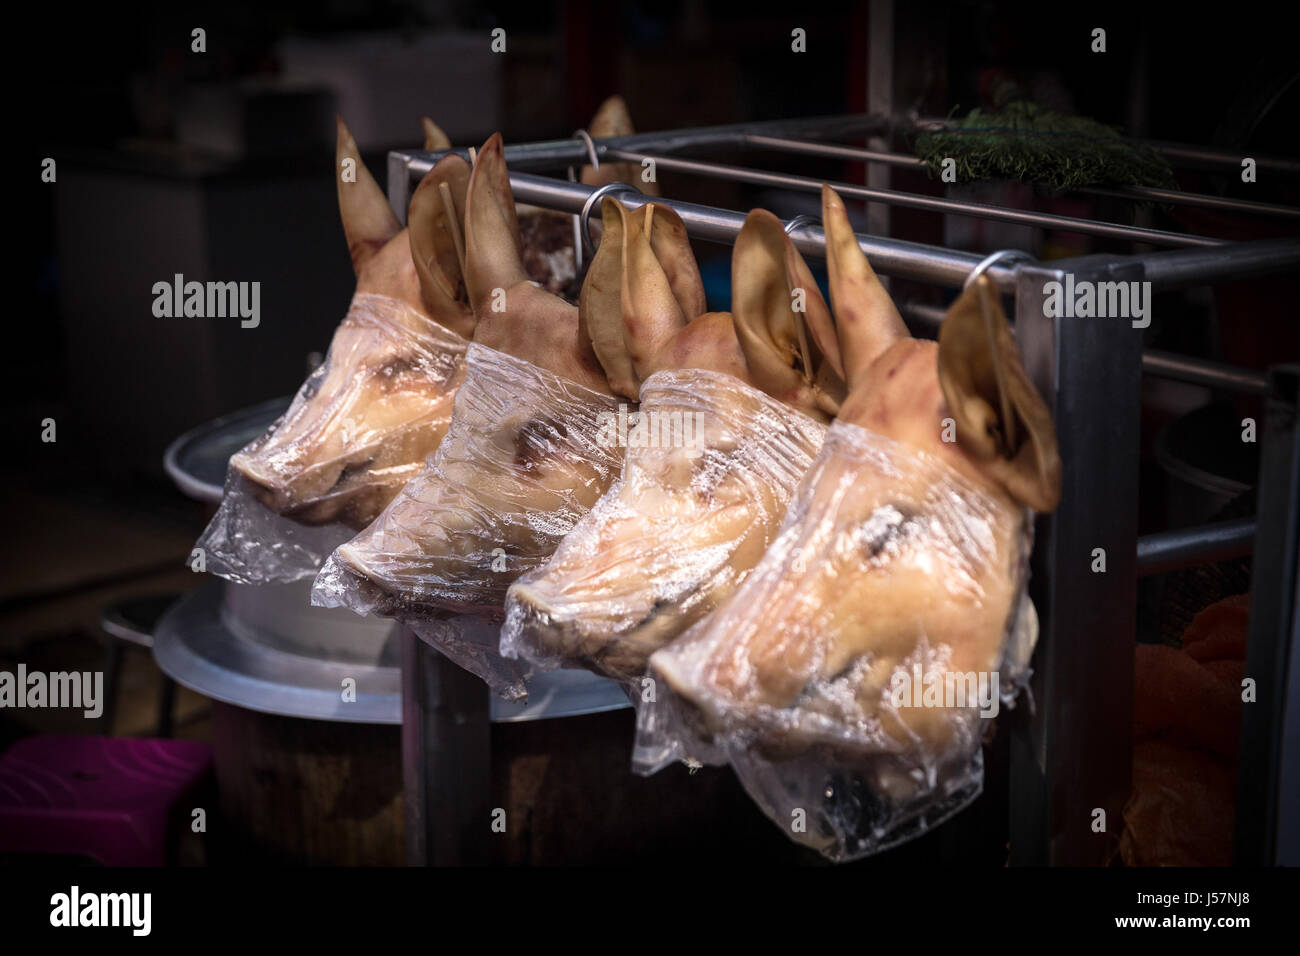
[312,342,624,690]
[501,367,827,684]
[634,418,1038,861]
[195,292,469,584]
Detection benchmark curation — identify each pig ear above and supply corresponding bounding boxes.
[463,133,527,313]
[580,197,639,398]
[938,275,1063,512]
[784,240,843,381]
[421,117,451,151]
[589,94,635,138]
[621,204,692,382]
[646,203,706,323]
[580,95,659,196]
[407,154,474,333]
[336,117,401,275]
[821,185,907,389]
[732,209,843,418]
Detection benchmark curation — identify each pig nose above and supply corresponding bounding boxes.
[234,465,289,514]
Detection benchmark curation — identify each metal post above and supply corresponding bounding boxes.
[1009,259,1143,865]
[866,0,894,244]
[1234,365,1300,866]
[400,627,492,865]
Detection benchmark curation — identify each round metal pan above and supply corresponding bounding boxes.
[159,399,630,723]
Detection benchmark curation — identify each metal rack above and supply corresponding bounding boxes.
[388,113,1300,866]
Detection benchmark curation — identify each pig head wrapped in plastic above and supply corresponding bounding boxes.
[196,118,477,582]
[637,185,1062,860]
[313,133,624,696]
[501,201,839,683]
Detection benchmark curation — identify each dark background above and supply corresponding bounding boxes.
[15,0,1298,486]
[2,0,1296,865]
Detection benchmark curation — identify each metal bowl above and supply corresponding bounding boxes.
[157,399,628,723]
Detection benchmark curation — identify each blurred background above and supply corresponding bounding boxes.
[4,0,1296,865]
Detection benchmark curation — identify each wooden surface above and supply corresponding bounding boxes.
[210,703,404,865]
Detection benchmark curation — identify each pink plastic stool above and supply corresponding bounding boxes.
[0,735,212,866]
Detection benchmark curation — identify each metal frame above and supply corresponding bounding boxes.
[388,112,1300,866]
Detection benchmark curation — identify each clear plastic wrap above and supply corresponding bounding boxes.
[634,419,1038,861]
[501,368,827,684]
[312,342,624,692]
[195,292,469,583]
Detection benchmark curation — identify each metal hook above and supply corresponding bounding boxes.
[566,130,606,271]
[964,249,1032,291]
[579,182,643,259]
[573,129,600,170]
[784,214,821,237]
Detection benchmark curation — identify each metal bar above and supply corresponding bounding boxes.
[401,628,492,866]
[604,149,1223,248]
[1235,365,1300,866]
[914,115,1300,177]
[400,628,425,865]
[389,152,1300,292]
[745,133,925,168]
[898,301,946,335]
[746,137,1300,220]
[402,113,887,179]
[1009,260,1142,866]
[1141,349,1271,395]
[388,158,1022,291]
[1145,141,1300,178]
[1136,518,1257,576]
[866,0,894,245]
[1110,237,1300,291]
[1077,184,1300,221]
[388,152,414,227]
[901,300,1270,395]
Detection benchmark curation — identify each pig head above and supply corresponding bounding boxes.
[648,185,1061,775]
[232,118,476,529]
[503,201,838,680]
[329,133,624,617]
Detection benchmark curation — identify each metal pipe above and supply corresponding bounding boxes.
[470,166,1023,291]
[745,133,925,168]
[403,113,888,179]
[899,301,946,334]
[1125,237,1300,290]
[604,149,1222,248]
[1141,350,1270,395]
[901,302,1271,395]
[1145,141,1300,178]
[1136,518,1257,576]
[1235,364,1300,865]
[746,136,1300,220]
[389,153,1300,292]
[1077,184,1300,221]
[914,115,1300,177]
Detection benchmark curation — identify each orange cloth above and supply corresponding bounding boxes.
[1120,593,1249,866]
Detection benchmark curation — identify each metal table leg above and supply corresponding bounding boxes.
[1234,365,1300,866]
[401,626,491,866]
[1009,259,1144,865]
